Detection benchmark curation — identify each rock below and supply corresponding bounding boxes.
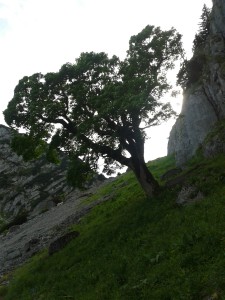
[0,125,105,223]
[176,185,204,205]
[161,168,182,181]
[168,0,225,166]
[6,249,21,260]
[8,225,20,233]
[0,125,73,222]
[0,179,109,276]
[49,231,80,256]
[24,238,40,252]
[165,175,186,188]
[168,88,219,166]
[203,292,219,300]
[202,128,225,157]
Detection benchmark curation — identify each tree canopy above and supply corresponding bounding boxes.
[193,4,211,52]
[4,25,183,197]
[177,4,211,89]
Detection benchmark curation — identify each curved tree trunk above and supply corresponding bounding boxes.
[130,158,159,197]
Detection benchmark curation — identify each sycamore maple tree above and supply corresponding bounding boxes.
[4,25,183,197]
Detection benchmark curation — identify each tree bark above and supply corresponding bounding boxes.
[130,159,159,198]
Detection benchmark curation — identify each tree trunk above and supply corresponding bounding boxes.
[130,159,159,197]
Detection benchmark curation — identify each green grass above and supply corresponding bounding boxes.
[2,154,225,300]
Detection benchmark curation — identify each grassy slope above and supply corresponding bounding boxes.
[1,155,225,300]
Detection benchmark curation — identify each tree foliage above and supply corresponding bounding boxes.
[176,54,207,89]
[193,4,211,52]
[4,25,183,196]
[177,5,211,90]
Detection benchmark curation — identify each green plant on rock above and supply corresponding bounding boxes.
[52,193,65,205]
[192,4,211,52]
[0,210,28,234]
[177,53,207,89]
[177,4,211,90]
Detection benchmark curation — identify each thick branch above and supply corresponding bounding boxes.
[40,115,70,129]
[42,116,131,167]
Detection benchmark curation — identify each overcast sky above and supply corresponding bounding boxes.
[0,0,212,161]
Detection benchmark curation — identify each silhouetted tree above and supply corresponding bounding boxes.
[4,25,183,197]
[193,4,211,52]
[177,4,211,89]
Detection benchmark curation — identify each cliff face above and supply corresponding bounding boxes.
[0,125,75,223]
[0,125,105,225]
[168,0,225,166]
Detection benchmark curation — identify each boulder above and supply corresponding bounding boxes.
[161,168,182,181]
[49,231,80,256]
[176,185,204,205]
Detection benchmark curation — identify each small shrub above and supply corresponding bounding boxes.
[0,211,28,234]
[52,193,65,205]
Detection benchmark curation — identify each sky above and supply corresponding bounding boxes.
[0,0,213,162]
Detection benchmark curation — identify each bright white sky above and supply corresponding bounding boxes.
[0,0,212,161]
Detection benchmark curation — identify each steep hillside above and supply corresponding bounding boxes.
[0,174,114,278]
[1,152,225,299]
[168,0,225,166]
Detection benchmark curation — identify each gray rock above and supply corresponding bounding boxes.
[0,125,73,223]
[176,185,204,205]
[0,125,106,225]
[49,231,80,256]
[203,133,225,157]
[168,88,219,166]
[24,238,40,253]
[6,249,21,260]
[8,225,20,234]
[0,177,115,277]
[161,168,182,181]
[168,0,225,166]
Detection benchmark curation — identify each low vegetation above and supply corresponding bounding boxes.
[0,211,28,235]
[1,152,225,299]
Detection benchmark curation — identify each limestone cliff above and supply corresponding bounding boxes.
[0,125,74,223]
[0,125,104,225]
[168,0,225,166]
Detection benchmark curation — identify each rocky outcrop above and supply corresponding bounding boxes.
[48,231,80,256]
[0,125,72,223]
[176,185,204,206]
[0,125,104,225]
[201,121,225,157]
[168,88,219,165]
[168,0,225,166]
[0,178,115,276]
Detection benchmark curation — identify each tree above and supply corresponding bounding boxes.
[177,4,211,90]
[192,4,211,52]
[177,54,207,89]
[4,25,183,197]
